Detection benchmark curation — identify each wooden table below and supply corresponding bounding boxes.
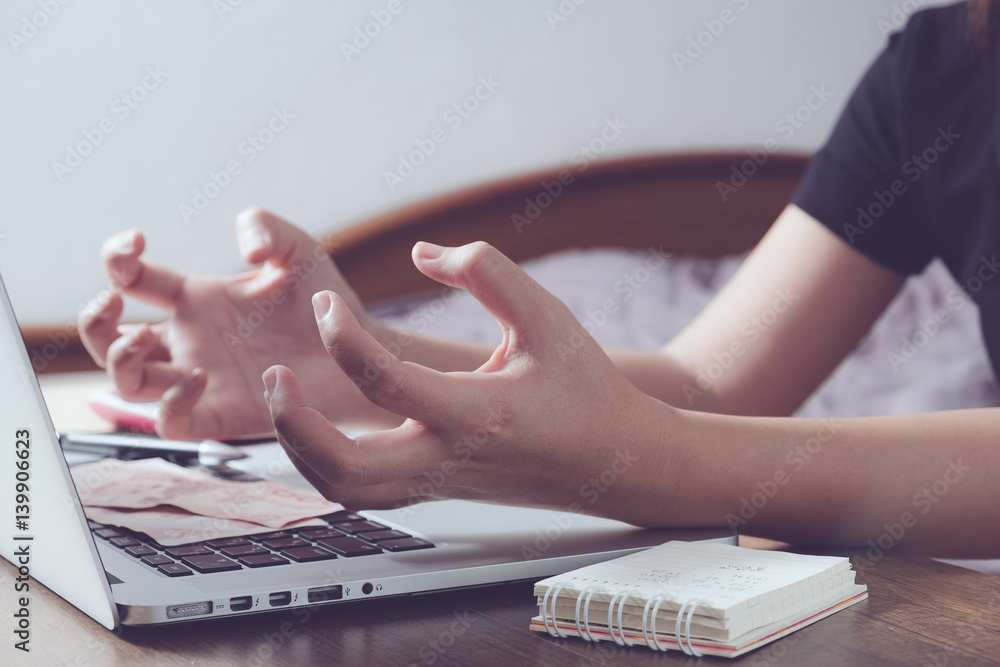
[4,546,1000,666]
[3,374,1000,665]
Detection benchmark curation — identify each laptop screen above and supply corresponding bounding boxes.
[0,271,118,629]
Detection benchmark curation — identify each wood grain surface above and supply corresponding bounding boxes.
[3,543,999,666]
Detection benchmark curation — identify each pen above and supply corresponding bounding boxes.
[59,432,248,461]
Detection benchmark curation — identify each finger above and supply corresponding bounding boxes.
[78,290,123,367]
[272,421,425,510]
[235,207,325,268]
[312,291,482,423]
[411,241,567,341]
[101,230,185,310]
[105,325,185,401]
[156,368,211,440]
[265,365,445,489]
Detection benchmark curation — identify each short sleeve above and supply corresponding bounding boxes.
[792,28,936,276]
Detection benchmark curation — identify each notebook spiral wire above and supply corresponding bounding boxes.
[541,582,706,656]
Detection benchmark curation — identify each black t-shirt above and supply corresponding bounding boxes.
[793,3,1000,379]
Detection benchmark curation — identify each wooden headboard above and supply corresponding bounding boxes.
[323,153,809,304]
[25,152,809,372]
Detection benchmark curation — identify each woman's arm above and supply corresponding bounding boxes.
[613,203,907,415]
[375,204,906,416]
[630,403,1000,557]
[264,227,999,557]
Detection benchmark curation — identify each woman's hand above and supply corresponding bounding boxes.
[264,241,675,521]
[78,207,401,440]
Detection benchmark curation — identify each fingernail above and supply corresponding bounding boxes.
[415,242,446,261]
[182,367,205,391]
[312,291,333,321]
[124,327,146,354]
[244,230,270,255]
[262,368,278,397]
[115,231,136,254]
[89,291,113,320]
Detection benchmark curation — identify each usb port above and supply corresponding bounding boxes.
[229,596,252,611]
[307,585,343,603]
[269,591,291,607]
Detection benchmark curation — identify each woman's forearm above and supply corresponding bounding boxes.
[378,322,1000,557]
[613,401,1000,557]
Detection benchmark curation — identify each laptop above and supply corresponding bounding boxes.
[0,270,733,629]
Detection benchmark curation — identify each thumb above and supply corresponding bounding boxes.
[411,241,568,337]
[235,207,324,268]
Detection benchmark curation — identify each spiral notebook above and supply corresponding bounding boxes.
[530,540,868,658]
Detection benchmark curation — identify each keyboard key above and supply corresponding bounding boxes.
[238,553,290,568]
[165,545,214,558]
[318,511,363,524]
[206,537,251,548]
[333,520,390,534]
[181,554,242,574]
[125,545,158,557]
[378,537,435,552]
[94,528,124,539]
[262,538,309,550]
[220,544,269,558]
[361,530,412,542]
[109,536,141,548]
[158,563,194,577]
[87,520,103,529]
[295,528,343,540]
[316,537,383,557]
[249,531,292,541]
[142,554,174,566]
[282,546,338,563]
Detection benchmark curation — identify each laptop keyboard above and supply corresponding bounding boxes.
[89,511,434,578]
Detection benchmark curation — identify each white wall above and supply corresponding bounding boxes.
[0,0,952,325]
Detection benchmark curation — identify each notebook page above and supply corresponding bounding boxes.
[534,541,851,618]
[544,569,858,641]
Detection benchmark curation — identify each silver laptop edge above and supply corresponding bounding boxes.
[0,271,119,629]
